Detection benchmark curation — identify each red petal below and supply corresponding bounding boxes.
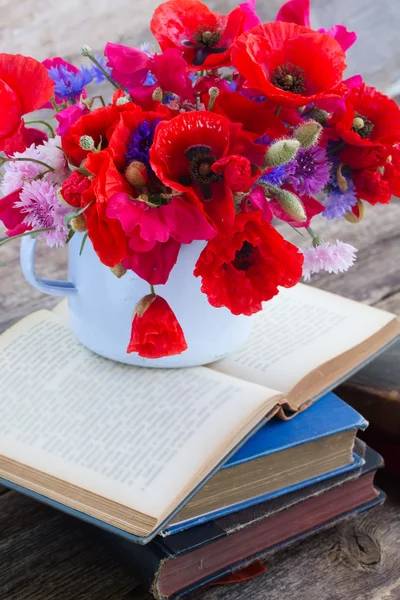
[123,238,181,285]
[0,54,54,114]
[160,196,216,243]
[127,294,187,358]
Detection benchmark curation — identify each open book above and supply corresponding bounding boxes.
[0,284,398,543]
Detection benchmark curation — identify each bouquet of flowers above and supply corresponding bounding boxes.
[1,0,399,359]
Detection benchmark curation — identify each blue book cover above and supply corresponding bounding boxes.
[0,393,366,545]
[162,392,367,535]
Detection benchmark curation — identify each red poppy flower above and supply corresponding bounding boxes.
[211,91,287,139]
[194,211,304,316]
[330,84,400,149]
[0,54,54,154]
[127,294,188,358]
[150,111,266,231]
[352,148,400,206]
[231,22,347,108]
[60,171,92,208]
[61,97,142,166]
[150,0,247,70]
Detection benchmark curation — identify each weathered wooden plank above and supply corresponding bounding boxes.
[0,491,140,600]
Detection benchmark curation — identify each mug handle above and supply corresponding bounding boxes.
[20,236,78,297]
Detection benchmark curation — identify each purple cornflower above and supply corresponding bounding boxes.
[16,180,70,247]
[89,56,111,84]
[125,120,160,168]
[260,165,287,186]
[48,64,94,102]
[286,146,331,196]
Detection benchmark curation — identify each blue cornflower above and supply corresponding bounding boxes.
[260,164,287,186]
[48,64,94,102]
[322,186,357,220]
[125,120,160,168]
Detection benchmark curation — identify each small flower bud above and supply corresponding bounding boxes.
[336,163,348,192]
[152,87,163,103]
[125,161,148,187]
[70,215,87,232]
[352,116,365,131]
[110,263,127,278]
[116,96,130,106]
[293,121,322,149]
[207,86,220,111]
[274,188,307,222]
[265,139,300,167]
[377,165,385,175]
[345,199,365,223]
[308,107,329,126]
[79,135,95,151]
[80,45,93,57]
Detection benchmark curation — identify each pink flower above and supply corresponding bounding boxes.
[0,189,30,236]
[106,192,216,285]
[276,0,357,51]
[105,44,193,102]
[242,186,274,222]
[15,180,70,247]
[302,240,357,281]
[239,0,262,30]
[55,103,90,136]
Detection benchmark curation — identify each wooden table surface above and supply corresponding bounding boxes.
[1,202,400,599]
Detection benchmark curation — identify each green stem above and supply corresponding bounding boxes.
[306,226,324,247]
[24,120,55,138]
[275,105,282,117]
[85,54,127,94]
[1,157,55,172]
[0,228,55,248]
[150,284,155,295]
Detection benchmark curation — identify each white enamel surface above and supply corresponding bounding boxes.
[21,234,253,367]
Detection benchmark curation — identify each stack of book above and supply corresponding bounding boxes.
[0,284,399,598]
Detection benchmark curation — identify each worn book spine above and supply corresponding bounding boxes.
[95,444,380,600]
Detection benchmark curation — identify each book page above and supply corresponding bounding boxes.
[0,313,279,521]
[211,284,398,398]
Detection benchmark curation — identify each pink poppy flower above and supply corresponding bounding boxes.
[55,103,90,136]
[276,0,357,52]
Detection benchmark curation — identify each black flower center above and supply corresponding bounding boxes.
[182,26,228,66]
[184,145,222,199]
[193,27,221,48]
[271,63,306,95]
[351,112,374,139]
[233,241,256,271]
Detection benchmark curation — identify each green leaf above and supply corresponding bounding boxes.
[63,201,92,227]
[79,232,89,256]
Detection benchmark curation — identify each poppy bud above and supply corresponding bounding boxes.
[152,87,163,102]
[70,215,87,232]
[125,161,148,187]
[116,96,130,106]
[336,163,348,192]
[208,87,220,111]
[265,139,300,167]
[127,295,188,358]
[273,188,307,222]
[79,135,95,151]
[110,263,127,278]
[293,121,322,149]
